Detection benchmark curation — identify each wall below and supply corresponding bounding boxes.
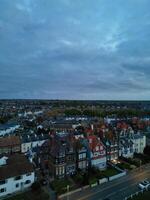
[0,172,35,197]
[109,171,126,181]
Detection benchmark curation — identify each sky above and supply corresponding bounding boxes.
[0,0,150,100]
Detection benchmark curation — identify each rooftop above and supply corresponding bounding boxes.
[0,154,34,181]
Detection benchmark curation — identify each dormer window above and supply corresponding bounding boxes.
[14,176,22,181]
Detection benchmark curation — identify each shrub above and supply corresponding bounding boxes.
[31,182,41,192]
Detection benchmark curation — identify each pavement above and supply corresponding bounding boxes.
[60,164,150,200]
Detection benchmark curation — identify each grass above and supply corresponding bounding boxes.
[120,156,140,167]
[50,178,74,195]
[101,167,119,177]
[116,162,132,170]
[51,166,121,194]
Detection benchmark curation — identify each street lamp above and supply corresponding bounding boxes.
[139,160,142,171]
[67,185,69,200]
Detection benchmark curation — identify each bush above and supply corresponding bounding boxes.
[31,182,41,192]
[72,173,83,185]
[50,179,72,195]
[89,177,98,185]
[116,163,132,170]
[134,153,150,164]
[120,157,140,167]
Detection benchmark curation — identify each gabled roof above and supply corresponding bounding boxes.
[0,136,21,148]
[0,154,34,181]
[87,135,103,151]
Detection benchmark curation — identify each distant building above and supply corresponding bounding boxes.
[0,154,35,198]
[0,123,20,137]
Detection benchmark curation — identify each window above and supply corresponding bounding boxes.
[25,180,31,185]
[16,183,19,188]
[56,167,58,175]
[96,146,99,151]
[26,173,31,176]
[0,188,6,193]
[14,176,22,181]
[67,155,73,161]
[0,180,6,185]
[100,146,103,150]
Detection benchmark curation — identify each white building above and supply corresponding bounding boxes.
[21,134,49,153]
[0,124,20,137]
[119,138,134,158]
[132,134,146,154]
[0,154,35,198]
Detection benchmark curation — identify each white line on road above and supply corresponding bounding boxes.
[98,182,138,200]
[78,171,150,200]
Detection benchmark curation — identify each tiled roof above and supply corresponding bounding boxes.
[0,154,34,181]
[21,133,49,143]
[87,135,103,151]
[0,136,21,148]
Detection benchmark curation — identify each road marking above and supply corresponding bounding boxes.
[98,183,136,200]
[98,182,139,200]
[77,171,150,200]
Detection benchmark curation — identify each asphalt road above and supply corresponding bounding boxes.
[60,164,150,200]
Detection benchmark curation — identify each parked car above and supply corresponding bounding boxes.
[138,180,150,190]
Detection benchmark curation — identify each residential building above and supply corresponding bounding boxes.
[49,132,76,179]
[75,138,88,171]
[87,135,107,169]
[103,139,119,161]
[0,123,20,137]
[0,154,35,198]
[132,133,146,154]
[0,136,21,154]
[20,133,49,153]
[119,138,134,158]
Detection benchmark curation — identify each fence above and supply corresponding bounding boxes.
[109,171,126,181]
[125,190,144,200]
[99,178,108,185]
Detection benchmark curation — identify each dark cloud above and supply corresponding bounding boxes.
[0,0,150,99]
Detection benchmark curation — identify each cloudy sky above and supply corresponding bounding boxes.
[0,0,150,100]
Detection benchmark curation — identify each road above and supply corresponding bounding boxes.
[60,164,150,200]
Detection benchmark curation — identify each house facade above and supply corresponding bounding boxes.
[21,133,49,153]
[75,138,88,171]
[0,154,35,198]
[87,135,106,169]
[103,139,119,161]
[49,132,76,179]
[119,138,134,158]
[132,134,146,154]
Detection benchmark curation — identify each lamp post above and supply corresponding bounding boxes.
[67,185,69,200]
[139,160,142,171]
